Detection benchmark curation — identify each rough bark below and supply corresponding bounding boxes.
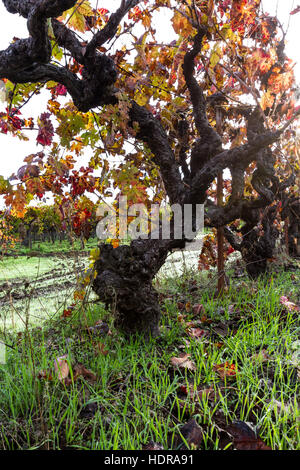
[284,199,300,257]
[93,240,171,336]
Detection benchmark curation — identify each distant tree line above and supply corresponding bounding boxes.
[0,202,98,251]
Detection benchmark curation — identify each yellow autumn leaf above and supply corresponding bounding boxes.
[89,247,100,260]
[134,88,150,106]
[59,1,93,33]
[172,10,194,37]
[77,1,94,16]
[210,45,222,69]
[260,90,275,111]
[69,11,86,32]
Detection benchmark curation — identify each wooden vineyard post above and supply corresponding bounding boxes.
[216,107,225,294]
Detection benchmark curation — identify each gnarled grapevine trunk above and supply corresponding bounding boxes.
[224,206,279,279]
[93,239,171,336]
[241,207,279,278]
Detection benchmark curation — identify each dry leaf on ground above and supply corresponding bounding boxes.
[179,419,203,449]
[227,421,271,450]
[73,364,97,382]
[280,296,299,312]
[170,353,196,371]
[54,355,69,382]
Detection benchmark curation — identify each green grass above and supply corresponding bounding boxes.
[9,238,99,256]
[0,266,299,450]
[0,256,58,282]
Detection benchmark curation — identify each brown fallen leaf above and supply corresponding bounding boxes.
[177,302,185,311]
[192,303,204,316]
[54,355,69,382]
[227,421,271,450]
[280,296,299,312]
[180,384,216,402]
[37,370,53,381]
[192,386,217,402]
[177,313,186,323]
[179,419,203,449]
[73,363,97,382]
[187,327,207,339]
[200,314,213,324]
[170,353,196,371]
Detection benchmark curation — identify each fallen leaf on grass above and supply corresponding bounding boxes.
[170,353,196,371]
[37,370,53,381]
[73,364,97,383]
[212,324,231,337]
[187,327,207,339]
[54,355,69,382]
[177,313,186,323]
[266,398,297,418]
[280,296,299,312]
[61,303,76,318]
[213,362,237,379]
[179,384,217,403]
[179,419,203,449]
[199,314,213,324]
[192,303,204,315]
[227,421,271,450]
[177,302,185,311]
[53,357,96,385]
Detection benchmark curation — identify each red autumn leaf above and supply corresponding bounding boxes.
[55,84,67,96]
[62,308,72,318]
[213,362,237,379]
[187,327,207,338]
[37,112,54,146]
[227,246,235,255]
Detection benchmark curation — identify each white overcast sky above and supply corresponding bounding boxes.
[0,0,298,182]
